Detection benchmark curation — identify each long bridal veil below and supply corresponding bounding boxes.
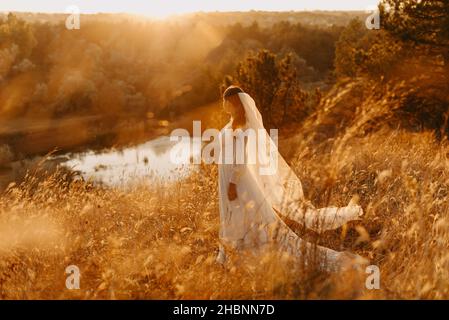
[216,92,365,272]
[238,93,363,233]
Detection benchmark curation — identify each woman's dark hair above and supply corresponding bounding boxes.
[223,85,244,99]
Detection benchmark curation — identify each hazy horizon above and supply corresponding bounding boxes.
[0,0,380,18]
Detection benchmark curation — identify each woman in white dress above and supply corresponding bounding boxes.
[215,86,365,272]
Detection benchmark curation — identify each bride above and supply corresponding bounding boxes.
[214,85,365,272]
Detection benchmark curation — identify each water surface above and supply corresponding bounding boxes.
[63,136,197,186]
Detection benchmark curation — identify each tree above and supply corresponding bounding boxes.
[334,19,367,78]
[380,0,449,60]
[0,13,37,60]
[224,50,310,129]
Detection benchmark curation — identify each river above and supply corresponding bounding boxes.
[61,136,198,186]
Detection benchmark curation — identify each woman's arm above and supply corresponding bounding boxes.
[228,182,237,201]
[228,163,244,201]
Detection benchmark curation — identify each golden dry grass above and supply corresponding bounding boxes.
[1,89,449,299]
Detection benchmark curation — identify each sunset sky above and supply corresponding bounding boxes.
[0,0,380,18]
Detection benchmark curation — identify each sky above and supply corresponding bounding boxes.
[0,0,380,18]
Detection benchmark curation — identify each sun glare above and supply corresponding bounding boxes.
[0,0,380,17]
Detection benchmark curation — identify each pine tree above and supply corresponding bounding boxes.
[380,0,449,60]
[224,50,309,128]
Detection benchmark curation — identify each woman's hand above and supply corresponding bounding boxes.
[228,183,237,201]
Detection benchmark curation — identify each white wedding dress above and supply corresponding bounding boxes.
[216,93,364,272]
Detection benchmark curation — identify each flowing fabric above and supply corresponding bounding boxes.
[216,93,364,272]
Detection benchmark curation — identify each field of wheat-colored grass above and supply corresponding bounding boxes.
[1,114,448,299]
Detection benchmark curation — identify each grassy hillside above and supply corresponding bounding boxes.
[1,96,448,298]
[1,1,449,299]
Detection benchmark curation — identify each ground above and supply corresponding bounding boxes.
[1,119,448,299]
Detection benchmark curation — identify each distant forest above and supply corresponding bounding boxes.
[10,6,448,162]
[0,11,363,124]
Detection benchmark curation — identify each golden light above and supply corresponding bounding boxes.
[0,0,380,18]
